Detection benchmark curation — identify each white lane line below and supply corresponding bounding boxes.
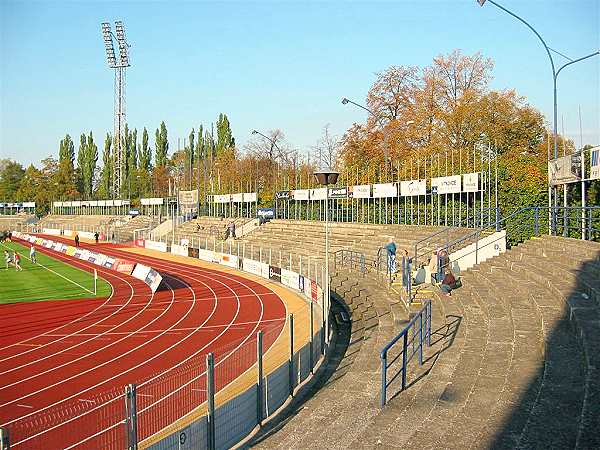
[16,404,33,409]
[0,240,118,359]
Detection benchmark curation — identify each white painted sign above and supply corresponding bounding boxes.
[219,253,239,268]
[171,244,188,257]
[281,269,300,290]
[310,188,327,200]
[231,193,244,203]
[292,189,310,201]
[242,258,269,278]
[214,194,231,203]
[432,175,461,194]
[400,179,426,196]
[141,197,164,205]
[462,173,480,193]
[372,183,397,198]
[350,185,371,198]
[243,192,257,202]
[198,248,216,262]
[145,240,168,253]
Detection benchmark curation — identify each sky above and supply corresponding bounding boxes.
[1,0,599,167]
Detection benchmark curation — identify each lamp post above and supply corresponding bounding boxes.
[477,0,600,219]
[313,169,339,349]
[342,97,390,180]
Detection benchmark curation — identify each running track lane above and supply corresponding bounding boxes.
[0,236,286,449]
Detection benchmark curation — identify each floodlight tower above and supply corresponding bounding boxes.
[101,21,131,198]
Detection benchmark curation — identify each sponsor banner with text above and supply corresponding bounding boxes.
[591,147,600,180]
[310,188,327,200]
[372,183,397,198]
[431,175,461,194]
[269,265,281,282]
[281,269,300,290]
[400,179,426,197]
[170,244,188,257]
[462,173,479,193]
[144,240,168,253]
[219,253,238,268]
[349,185,371,198]
[198,248,216,263]
[113,258,136,275]
[292,189,310,201]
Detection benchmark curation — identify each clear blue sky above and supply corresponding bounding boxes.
[1,0,598,167]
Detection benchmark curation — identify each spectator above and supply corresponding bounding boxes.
[428,250,439,283]
[440,269,457,297]
[13,251,22,271]
[228,221,236,239]
[94,232,99,244]
[385,237,397,273]
[30,245,37,264]
[74,234,80,247]
[438,249,450,281]
[4,250,11,270]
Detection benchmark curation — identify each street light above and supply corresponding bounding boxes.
[313,168,339,349]
[341,97,390,179]
[476,0,600,212]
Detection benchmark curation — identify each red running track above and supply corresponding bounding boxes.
[0,235,287,449]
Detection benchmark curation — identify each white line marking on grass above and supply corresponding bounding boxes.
[0,242,95,295]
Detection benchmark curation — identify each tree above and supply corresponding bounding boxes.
[139,127,152,171]
[312,124,340,170]
[99,133,112,198]
[86,131,98,198]
[59,134,75,169]
[186,128,195,189]
[76,133,87,195]
[0,160,25,200]
[155,121,169,167]
[216,113,235,156]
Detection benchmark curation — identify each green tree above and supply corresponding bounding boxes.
[86,131,98,198]
[99,133,112,198]
[216,113,235,156]
[139,127,152,171]
[0,159,25,201]
[155,121,169,167]
[76,133,87,196]
[59,134,75,169]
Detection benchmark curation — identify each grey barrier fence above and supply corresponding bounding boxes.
[3,237,327,450]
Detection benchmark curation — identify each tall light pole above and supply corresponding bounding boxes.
[342,97,390,180]
[476,0,599,210]
[314,169,339,349]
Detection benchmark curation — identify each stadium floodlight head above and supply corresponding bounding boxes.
[314,170,339,186]
[341,97,349,104]
[477,0,487,5]
[101,22,117,68]
[114,21,130,67]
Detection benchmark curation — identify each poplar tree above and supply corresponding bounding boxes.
[99,133,112,197]
[155,121,169,167]
[216,113,235,156]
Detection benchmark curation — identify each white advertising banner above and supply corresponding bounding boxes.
[462,173,480,193]
[22,202,35,208]
[292,189,310,201]
[97,200,106,206]
[242,258,269,278]
[53,201,63,207]
[42,228,61,235]
[178,190,198,205]
[219,253,239,268]
[310,188,327,200]
[243,192,257,203]
[350,185,371,199]
[105,200,114,207]
[372,183,397,198]
[281,269,300,290]
[400,179,426,196]
[214,194,231,204]
[170,244,188,257]
[231,193,244,203]
[590,147,600,180]
[145,240,168,253]
[132,263,151,282]
[79,231,95,239]
[114,200,123,207]
[71,201,81,207]
[432,175,461,194]
[141,197,164,206]
[198,248,216,262]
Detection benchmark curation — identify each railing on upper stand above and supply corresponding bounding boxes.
[333,249,366,275]
[380,300,432,408]
[413,205,600,278]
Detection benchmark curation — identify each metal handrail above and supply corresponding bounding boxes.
[380,300,432,407]
[333,249,366,275]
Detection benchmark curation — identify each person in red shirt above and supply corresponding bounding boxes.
[440,269,456,297]
[14,251,22,271]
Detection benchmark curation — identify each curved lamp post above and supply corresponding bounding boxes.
[477,0,599,161]
[342,97,391,180]
[314,169,339,349]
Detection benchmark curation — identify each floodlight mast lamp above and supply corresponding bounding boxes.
[313,169,339,350]
[101,21,131,199]
[341,97,390,180]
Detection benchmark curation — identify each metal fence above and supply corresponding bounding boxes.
[380,300,432,408]
[2,245,326,450]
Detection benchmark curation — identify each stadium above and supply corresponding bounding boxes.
[1,1,599,450]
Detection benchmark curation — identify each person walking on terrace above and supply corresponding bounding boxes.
[385,237,397,274]
[74,234,80,247]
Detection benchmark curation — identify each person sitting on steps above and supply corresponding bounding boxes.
[440,268,457,297]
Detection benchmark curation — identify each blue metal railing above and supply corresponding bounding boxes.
[380,300,432,408]
[333,249,366,275]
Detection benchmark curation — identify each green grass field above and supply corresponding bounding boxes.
[0,241,112,304]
